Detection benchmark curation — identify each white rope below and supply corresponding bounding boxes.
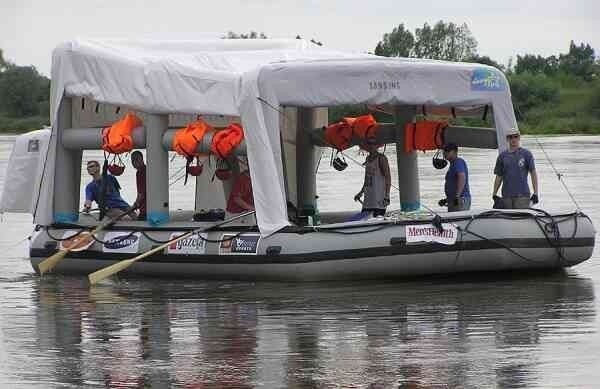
[533,136,582,211]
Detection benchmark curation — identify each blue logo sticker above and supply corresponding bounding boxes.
[471,68,505,91]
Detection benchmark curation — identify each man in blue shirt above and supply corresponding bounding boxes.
[492,128,539,209]
[83,160,133,220]
[438,143,471,212]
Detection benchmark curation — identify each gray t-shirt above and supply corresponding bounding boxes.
[494,148,535,198]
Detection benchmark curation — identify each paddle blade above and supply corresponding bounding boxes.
[88,258,136,285]
[38,250,69,275]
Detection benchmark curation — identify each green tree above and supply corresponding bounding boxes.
[508,72,560,113]
[0,65,49,117]
[375,21,477,61]
[0,49,7,71]
[374,24,414,57]
[559,41,596,80]
[466,54,504,71]
[412,21,477,61]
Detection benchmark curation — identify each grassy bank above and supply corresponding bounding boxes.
[519,87,600,134]
[0,115,48,133]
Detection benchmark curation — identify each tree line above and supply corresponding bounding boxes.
[0,23,599,133]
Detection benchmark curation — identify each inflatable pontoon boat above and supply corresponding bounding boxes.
[0,38,594,281]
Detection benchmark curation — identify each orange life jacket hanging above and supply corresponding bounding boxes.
[404,120,448,153]
[210,123,244,181]
[172,119,212,183]
[210,123,244,159]
[172,119,212,160]
[102,112,142,155]
[351,114,379,140]
[324,119,353,151]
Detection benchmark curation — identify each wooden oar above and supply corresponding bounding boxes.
[38,207,136,275]
[88,210,256,285]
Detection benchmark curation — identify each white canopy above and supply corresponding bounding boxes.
[36,38,518,236]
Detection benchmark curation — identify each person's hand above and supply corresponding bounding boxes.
[354,193,362,202]
[530,194,539,205]
[383,197,390,207]
[438,198,448,207]
[83,204,91,213]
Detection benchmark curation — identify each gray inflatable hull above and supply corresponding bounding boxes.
[30,209,595,281]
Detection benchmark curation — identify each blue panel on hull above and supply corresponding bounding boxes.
[401,202,420,212]
[147,211,169,226]
[54,212,78,223]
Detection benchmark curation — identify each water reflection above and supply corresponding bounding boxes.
[19,272,594,388]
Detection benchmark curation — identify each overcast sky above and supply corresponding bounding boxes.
[1,0,598,76]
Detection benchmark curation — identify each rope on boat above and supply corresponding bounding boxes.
[140,225,255,244]
[533,136,582,212]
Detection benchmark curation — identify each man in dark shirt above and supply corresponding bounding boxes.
[493,128,539,209]
[83,160,132,219]
[438,143,471,212]
[131,151,147,220]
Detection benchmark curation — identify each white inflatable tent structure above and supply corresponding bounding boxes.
[0,128,51,215]
[21,38,517,236]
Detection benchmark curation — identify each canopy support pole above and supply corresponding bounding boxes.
[53,97,82,223]
[297,108,325,224]
[145,114,169,225]
[394,105,420,211]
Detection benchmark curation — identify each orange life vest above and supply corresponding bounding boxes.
[324,120,353,151]
[211,123,244,159]
[102,112,142,154]
[351,114,379,140]
[172,119,212,159]
[404,120,448,153]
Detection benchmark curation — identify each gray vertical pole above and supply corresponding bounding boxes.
[145,114,169,225]
[54,97,82,222]
[296,108,317,220]
[394,105,420,211]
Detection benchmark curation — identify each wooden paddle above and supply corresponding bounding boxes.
[88,210,256,285]
[38,207,136,275]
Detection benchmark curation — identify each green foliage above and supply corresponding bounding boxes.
[0,64,50,117]
[328,104,369,123]
[413,21,477,61]
[559,41,596,81]
[588,82,600,118]
[374,24,414,57]
[374,21,477,61]
[0,115,49,132]
[466,54,504,71]
[509,72,560,113]
[0,49,7,71]
[515,54,558,75]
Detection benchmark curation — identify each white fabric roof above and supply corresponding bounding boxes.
[37,38,518,236]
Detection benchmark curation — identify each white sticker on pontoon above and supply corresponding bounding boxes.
[102,231,141,253]
[406,223,458,245]
[219,233,261,255]
[166,232,207,255]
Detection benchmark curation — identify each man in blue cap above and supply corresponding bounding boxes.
[438,143,471,212]
[492,128,539,209]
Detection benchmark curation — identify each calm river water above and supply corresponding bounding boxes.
[0,135,598,388]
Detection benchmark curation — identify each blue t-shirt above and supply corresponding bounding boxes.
[85,175,130,211]
[494,148,535,197]
[445,157,471,199]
